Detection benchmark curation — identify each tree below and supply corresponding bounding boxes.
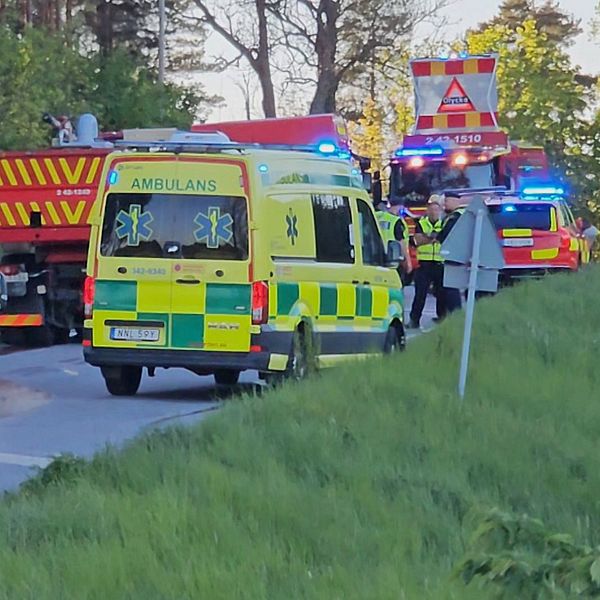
[269,0,447,115]
[188,0,277,118]
[476,0,581,47]
[348,97,385,171]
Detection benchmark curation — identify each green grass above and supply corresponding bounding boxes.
[2,269,600,599]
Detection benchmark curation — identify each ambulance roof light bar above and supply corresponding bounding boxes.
[394,146,444,157]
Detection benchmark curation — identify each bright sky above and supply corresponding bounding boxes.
[198,0,598,121]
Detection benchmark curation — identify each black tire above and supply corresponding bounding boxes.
[25,325,54,347]
[214,369,240,386]
[101,366,142,396]
[287,326,316,380]
[384,323,406,354]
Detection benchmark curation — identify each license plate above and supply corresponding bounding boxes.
[110,327,160,342]
[503,238,534,248]
[5,273,28,283]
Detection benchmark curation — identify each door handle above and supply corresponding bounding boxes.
[352,280,360,284]
[363,281,370,285]
[176,278,201,285]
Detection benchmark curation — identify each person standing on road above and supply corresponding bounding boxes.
[374,197,412,280]
[437,192,465,314]
[408,196,444,329]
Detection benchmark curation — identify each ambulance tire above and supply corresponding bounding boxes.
[101,366,142,396]
[214,369,240,386]
[384,322,406,354]
[287,325,317,380]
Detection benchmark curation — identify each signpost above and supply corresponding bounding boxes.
[440,196,505,399]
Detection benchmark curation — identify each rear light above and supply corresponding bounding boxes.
[83,276,95,318]
[559,232,571,249]
[251,281,269,325]
[0,264,21,276]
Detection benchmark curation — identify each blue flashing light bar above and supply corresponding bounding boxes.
[107,170,119,185]
[521,185,565,196]
[395,146,444,157]
[317,141,337,155]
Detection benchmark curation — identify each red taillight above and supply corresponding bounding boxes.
[83,276,95,318]
[251,281,269,325]
[0,264,21,276]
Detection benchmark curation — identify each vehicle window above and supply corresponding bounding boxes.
[357,199,385,266]
[311,193,354,263]
[100,193,248,260]
[488,204,551,231]
[390,161,496,205]
[560,202,575,227]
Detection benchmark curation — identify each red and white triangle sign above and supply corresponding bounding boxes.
[438,78,475,113]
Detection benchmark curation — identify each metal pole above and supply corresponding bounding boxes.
[458,208,484,399]
[158,0,166,85]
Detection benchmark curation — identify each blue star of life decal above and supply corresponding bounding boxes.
[115,204,154,246]
[194,207,234,249]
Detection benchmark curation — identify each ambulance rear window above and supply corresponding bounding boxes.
[488,204,552,231]
[100,193,249,260]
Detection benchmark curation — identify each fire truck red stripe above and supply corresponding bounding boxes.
[411,61,431,77]
[480,112,495,127]
[478,58,495,73]
[447,114,466,128]
[445,61,464,75]
[417,115,434,129]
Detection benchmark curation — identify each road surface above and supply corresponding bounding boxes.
[0,289,435,493]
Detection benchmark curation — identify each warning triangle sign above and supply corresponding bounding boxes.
[438,78,475,113]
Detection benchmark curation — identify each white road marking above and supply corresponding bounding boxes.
[63,369,79,376]
[0,453,52,468]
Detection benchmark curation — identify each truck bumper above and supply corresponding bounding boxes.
[0,313,43,327]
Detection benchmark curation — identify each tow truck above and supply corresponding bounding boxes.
[0,113,367,345]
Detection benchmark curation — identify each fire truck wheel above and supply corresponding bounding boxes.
[25,325,54,347]
[101,366,142,396]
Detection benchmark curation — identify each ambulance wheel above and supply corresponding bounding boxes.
[288,325,316,380]
[101,366,142,396]
[384,323,405,354]
[214,369,240,386]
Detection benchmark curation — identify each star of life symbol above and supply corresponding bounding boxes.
[115,204,154,246]
[286,208,298,245]
[194,207,234,248]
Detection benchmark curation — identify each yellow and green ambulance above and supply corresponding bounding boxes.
[83,134,405,395]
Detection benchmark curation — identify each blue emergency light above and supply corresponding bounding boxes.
[394,146,444,157]
[502,204,517,213]
[258,163,269,173]
[521,185,565,196]
[317,141,338,155]
[107,170,119,185]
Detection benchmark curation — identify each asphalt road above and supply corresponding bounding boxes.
[0,288,436,493]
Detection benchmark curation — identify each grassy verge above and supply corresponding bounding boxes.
[1,270,600,599]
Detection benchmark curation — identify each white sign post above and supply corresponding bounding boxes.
[440,196,505,400]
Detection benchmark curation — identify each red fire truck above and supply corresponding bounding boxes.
[388,54,553,265]
[0,114,363,345]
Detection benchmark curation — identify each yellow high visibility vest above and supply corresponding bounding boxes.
[376,211,408,244]
[416,217,443,262]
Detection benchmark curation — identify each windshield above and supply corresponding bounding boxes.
[389,161,496,205]
[488,204,552,231]
[100,193,249,260]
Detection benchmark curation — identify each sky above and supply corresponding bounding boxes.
[198,0,598,121]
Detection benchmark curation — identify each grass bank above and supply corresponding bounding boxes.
[1,269,600,599]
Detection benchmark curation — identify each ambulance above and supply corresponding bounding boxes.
[82,128,405,395]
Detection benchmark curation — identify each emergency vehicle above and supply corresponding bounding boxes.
[82,131,404,395]
[485,187,589,280]
[388,54,554,266]
[0,113,368,346]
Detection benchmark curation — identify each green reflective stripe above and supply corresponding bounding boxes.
[95,280,137,312]
[389,288,404,308]
[171,314,204,348]
[205,284,251,315]
[356,286,372,317]
[277,282,299,315]
[319,284,337,316]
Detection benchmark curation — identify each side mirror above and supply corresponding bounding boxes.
[385,240,403,268]
[362,172,372,193]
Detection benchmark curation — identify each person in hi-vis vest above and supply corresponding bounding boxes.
[408,195,445,328]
